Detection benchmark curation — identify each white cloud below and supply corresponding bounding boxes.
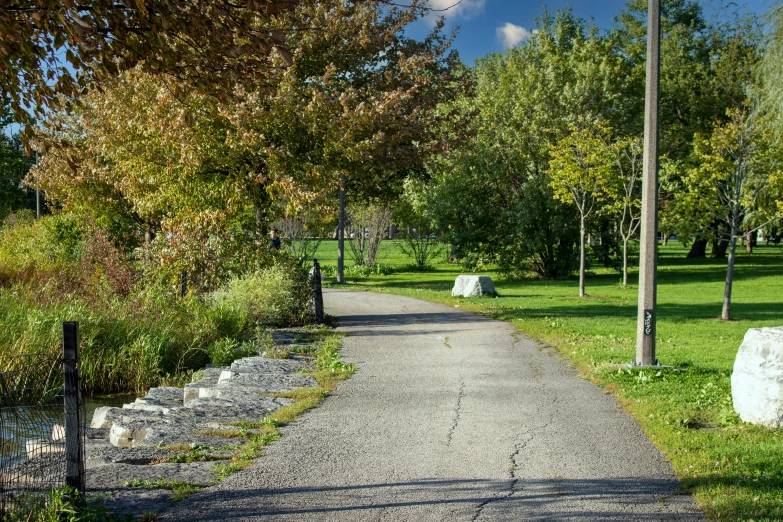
[426,0,486,22]
[496,22,531,49]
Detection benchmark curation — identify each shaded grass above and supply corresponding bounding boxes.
[316,240,783,522]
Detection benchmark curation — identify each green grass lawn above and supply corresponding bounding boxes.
[315,238,783,521]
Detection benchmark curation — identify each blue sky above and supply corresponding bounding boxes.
[408,0,777,65]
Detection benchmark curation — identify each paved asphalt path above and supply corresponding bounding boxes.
[162,289,702,521]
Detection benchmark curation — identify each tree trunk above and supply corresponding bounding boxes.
[686,239,707,258]
[662,234,668,246]
[579,217,586,298]
[714,239,729,259]
[746,230,755,254]
[622,237,629,286]
[722,234,738,320]
[337,174,346,284]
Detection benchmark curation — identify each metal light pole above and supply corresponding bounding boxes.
[337,173,346,284]
[635,0,661,366]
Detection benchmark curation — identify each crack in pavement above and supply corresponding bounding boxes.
[445,380,465,447]
[470,400,558,522]
[470,437,527,522]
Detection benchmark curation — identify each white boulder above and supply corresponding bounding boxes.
[731,327,783,428]
[109,423,149,448]
[451,275,496,298]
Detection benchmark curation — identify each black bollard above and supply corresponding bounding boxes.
[313,259,324,324]
[62,322,85,492]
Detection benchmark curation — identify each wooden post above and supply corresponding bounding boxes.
[313,259,324,324]
[62,322,84,493]
[180,270,187,298]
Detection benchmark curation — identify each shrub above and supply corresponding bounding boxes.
[136,226,278,294]
[0,212,84,290]
[204,337,257,367]
[344,263,395,277]
[211,262,312,327]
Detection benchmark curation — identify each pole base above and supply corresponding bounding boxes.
[627,360,679,370]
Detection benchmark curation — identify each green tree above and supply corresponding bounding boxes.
[683,108,782,320]
[614,0,762,260]
[613,0,760,158]
[395,178,443,269]
[758,4,783,143]
[430,9,629,278]
[548,121,615,297]
[611,135,644,286]
[0,97,35,221]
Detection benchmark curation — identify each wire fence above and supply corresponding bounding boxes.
[0,349,84,516]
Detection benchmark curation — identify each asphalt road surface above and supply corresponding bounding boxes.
[162,289,702,521]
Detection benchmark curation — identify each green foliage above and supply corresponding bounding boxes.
[344,264,395,277]
[548,121,615,214]
[2,486,125,521]
[613,0,761,159]
[124,478,202,501]
[346,203,392,267]
[672,108,781,241]
[759,5,783,144]
[316,336,357,373]
[395,178,444,270]
[136,228,278,294]
[0,131,34,221]
[203,337,257,368]
[211,262,313,327]
[428,10,626,279]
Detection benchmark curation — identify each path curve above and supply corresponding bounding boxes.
[162,289,702,521]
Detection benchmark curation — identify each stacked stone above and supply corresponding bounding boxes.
[90,355,316,449]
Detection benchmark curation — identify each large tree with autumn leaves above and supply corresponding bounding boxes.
[27,1,463,262]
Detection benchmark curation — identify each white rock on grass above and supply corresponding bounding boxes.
[731,327,783,428]
[451,275,496,298]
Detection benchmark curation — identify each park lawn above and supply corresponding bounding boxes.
[316,239,783,522]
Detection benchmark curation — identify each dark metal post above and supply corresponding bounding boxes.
[635,0,661,366]
[180,270,187,298]
[337,174,346,284]
[62,322,84,493]
[313,259,324,324]
[35,153,41,219]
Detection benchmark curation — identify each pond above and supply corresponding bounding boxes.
[0,394,136,467]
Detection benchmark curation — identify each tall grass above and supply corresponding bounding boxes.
[0,212,314,395]
[0,287,247,394]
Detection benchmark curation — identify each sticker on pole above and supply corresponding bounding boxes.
[644,309,654,337]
